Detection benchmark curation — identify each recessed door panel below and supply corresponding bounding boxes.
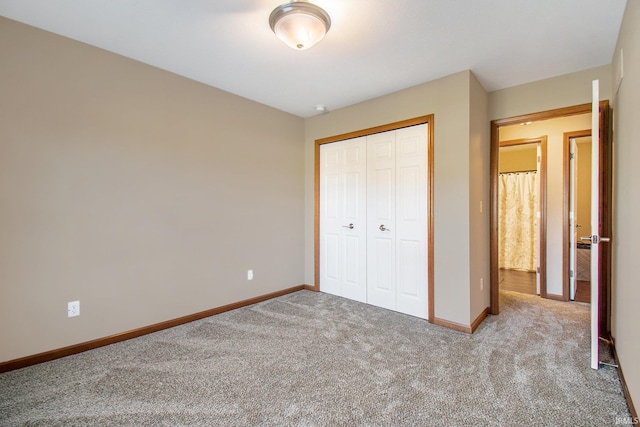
[320,137,367,303]
[344,172,362,220]
[398,165,419,222]
[398,239,420,296]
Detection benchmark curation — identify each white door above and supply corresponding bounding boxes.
[320,124,428,319]
[536,144,542,295]
[394,125,428,318]
[589,79,609,370]
[366,130,397,311]
[319,137,367,303]
[366,125,428,319]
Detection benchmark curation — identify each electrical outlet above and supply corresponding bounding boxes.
[68,300,80,317]
[247,270,253,281]
[480,278,484,291]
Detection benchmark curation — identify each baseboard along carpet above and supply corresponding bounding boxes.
[0,290,631,426]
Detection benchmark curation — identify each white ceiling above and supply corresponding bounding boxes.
[0,0,627,118]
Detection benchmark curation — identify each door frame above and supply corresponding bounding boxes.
[497,137,548,297]
[563,129,592,301]
[314,115,435,323]
[490,102,611,325]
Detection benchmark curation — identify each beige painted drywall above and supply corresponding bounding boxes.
[611,0,640,410]
[499,145,538,173]
[0,18,305,362]
[500,114,591,296]
[468,73,491,322]
[489,65,612,121]
[304,71,484,327]
[575,138,592,238]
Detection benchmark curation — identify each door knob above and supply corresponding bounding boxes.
[379,224,390,231]
[582,235,611,244]
[342,223,354,229]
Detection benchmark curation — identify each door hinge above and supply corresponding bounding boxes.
[570,153,575,160]
[570,270,574,278]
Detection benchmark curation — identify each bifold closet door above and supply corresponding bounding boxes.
[319,124,428,319]
[367,125,428,319]
[319,137,367,303]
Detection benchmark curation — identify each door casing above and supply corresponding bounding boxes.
[314,115,434,323]
[490,102,612,339]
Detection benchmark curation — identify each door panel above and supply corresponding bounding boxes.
[590,80,601,370]
[367,132,397,310]
[320,137,367,303]
[395,126,428,318]
[569,139,577,300]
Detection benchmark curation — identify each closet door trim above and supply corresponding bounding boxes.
[314,115,434,323]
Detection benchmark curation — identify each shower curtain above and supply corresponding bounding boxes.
[498,171,537,271]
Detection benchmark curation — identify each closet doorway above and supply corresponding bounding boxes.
[314,116,434,322]
[497,138,547,297]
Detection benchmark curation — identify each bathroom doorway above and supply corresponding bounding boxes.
[498,138,547,297]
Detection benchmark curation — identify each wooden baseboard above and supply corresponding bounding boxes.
[432,307,490,334]
[432,317,472,334]
[303,284,317,291]
[544,293,567,301]
[471,307,490,333]
[0,285,308,373]
[610,335,638,421]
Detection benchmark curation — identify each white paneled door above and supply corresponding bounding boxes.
[320,124,428,319]
[319,136,368,303]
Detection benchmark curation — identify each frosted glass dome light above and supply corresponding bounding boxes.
[269,1,331,50]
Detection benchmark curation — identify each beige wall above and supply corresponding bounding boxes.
[489,65,612,121]
[499,145,538,173]
[0,18,306,362]
[611,0,640,410]
[304,71,485,327]
[468,73,491,322]
[500,114,591,296]
[575,138,592,238]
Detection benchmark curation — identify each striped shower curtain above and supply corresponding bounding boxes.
[498,171,537,271]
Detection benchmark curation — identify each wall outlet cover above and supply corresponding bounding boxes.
[68,300,80,317]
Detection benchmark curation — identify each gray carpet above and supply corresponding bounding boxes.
[0,290,631,426]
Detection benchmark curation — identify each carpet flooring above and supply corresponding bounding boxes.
[0,290,631,426]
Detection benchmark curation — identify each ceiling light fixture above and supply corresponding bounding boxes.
[269,1,331,50]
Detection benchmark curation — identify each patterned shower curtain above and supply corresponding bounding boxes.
[498,171,538,271]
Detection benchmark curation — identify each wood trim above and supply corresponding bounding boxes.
[314,115,435,321]
[598,101,612,337]
[492,103,592,128]
[471,307,491,333]
[432,307,489,334]
[539,137,548,298]
[563,129,592,302]
[316,115,433,145]
[490,122,499,314]
[545,293,566,301]
[313,139,321,292]
[611,335,638,420]
[490,101,609,315]
[432,317,472,334]
[0,285,307,373]
[499,138,543,147]
[427,118,435,324]
[303,284,317,291]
